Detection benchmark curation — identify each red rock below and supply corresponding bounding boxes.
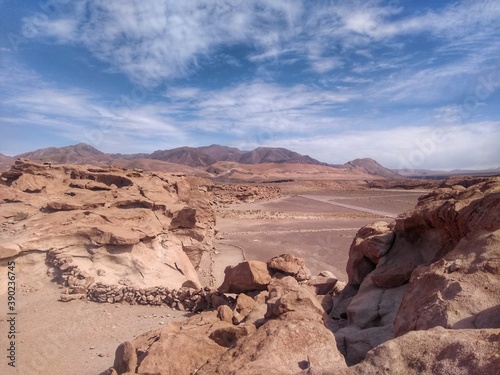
[218,261,271,293]
[268,253,311,281]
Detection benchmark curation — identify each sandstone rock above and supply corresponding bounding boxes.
[112,312,230,375]
[268,253,311,281]
[265,281,325,320]
[218,260,271,293]
[351,327,500,375]
[307,275,338,295]
[235,293,258,319]
[346,221,393,286]
[394,230,500,336]
[11,173,46,193]
[208,325,256,348]
[197,319,348,375]
[169,207,197,230]
[332,177,500,364]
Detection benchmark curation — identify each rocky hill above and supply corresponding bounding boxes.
[102,176,500,374]
[0,159,216,303]
[238,147,321,165]
[16,143,114,165]
[343,158,400,179]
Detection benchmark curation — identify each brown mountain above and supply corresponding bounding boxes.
[149,145,322,167]
[149,146,220,167]
[11,143,404,181]
[238,147,321,165]
[342,158,400,179]
[15,143,113,165]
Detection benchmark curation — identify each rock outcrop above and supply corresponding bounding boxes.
[0,159,216,302]
[333,177,500,365]
[352,327,500,375]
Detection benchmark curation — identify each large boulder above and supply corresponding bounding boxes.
[268,253,312,281]
[111,312,231,375]
[394,230,500,336]
[218,260,272,293]
[197,318,348,375]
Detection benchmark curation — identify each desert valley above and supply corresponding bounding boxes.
[0,143,499,375]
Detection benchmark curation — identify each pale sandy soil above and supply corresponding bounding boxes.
[0,188,424,375]
[0,260,190,375]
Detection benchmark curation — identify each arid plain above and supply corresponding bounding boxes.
[215,188,425,282]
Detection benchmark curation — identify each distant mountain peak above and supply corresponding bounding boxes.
[15,143,112,165]
[343,158,400,179]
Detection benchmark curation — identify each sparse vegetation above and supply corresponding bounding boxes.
[13,211,29,221]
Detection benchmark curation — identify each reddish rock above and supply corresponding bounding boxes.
[351,327,500,375]
[333,177,500,364]
[218,260,271,293]
[268,253,311,281]
[197,319,348,375]
[0,159,216,294]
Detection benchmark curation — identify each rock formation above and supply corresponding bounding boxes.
[0,159,216,303]
[334,176,500,365]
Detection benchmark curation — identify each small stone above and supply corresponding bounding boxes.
[448,259,463,273]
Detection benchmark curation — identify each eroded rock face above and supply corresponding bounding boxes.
[351,327,500,375]
[333,177,500,365]
[0,159,216,298]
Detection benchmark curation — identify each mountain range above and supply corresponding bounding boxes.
[3,143,499,180]
[1,143,397,181]
[13,143,323,167]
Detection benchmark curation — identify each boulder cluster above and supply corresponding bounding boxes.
[105,254,346,375]
[212,183,282,206]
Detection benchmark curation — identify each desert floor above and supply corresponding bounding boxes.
[0,188,424,375]
[215,189,424,281]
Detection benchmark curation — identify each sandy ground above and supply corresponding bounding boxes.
[0,188,424,375]
[0,258,190,375]
[215,190,423,281]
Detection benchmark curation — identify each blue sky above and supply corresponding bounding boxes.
[1,0,499,170]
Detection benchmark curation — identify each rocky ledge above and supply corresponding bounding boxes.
[0,159,216,298]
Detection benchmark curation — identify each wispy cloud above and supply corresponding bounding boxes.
[2,1,499,169]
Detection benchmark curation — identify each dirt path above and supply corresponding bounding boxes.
[220,227,362,236]
[299,194,398,218]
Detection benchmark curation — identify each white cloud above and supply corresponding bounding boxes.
[273,122,500,170]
